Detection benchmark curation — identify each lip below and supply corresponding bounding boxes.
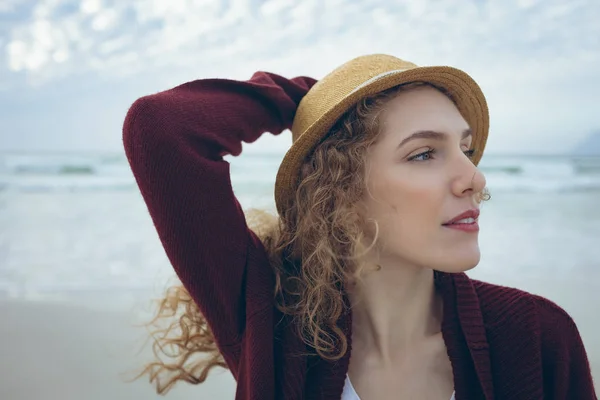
[443,221,480,232]
[442,209,480,226]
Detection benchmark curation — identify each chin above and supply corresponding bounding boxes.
[435,253,481,274]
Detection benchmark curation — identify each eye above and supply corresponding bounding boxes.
[408,149,436,162]
[408,148,476,162]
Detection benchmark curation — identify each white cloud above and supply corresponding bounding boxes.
[0,0,21,13]
[516,0,541,9]
[80,0,102,14]
[97,35,131,55]
[0,0,599,152]
[260,0,293,17]
[52,49,68,63]
[2,0,598,85]
[32,0,67,19]
[6,40,27,71]
[91,8,118,31]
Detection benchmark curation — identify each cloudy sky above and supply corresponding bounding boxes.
[0,0,599,154]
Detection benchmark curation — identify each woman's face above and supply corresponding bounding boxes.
[362,86,486,273]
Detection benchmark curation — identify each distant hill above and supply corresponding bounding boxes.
[573,130,600,156]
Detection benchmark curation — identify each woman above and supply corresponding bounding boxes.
[122,54,597,399]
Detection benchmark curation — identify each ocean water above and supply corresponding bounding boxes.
[1,151,600,304]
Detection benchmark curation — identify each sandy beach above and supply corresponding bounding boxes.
[0,299,236,400]
[0,273,598,399]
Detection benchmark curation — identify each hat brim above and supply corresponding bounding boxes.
[274,66,489,216]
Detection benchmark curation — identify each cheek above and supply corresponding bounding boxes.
[375,171,440,208]
[369,172,445,233]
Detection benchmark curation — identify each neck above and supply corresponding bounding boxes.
[347,262,443,364]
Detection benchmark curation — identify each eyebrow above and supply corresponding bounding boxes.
[397,128,472,151]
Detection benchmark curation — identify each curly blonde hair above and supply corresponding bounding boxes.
[134,82,491,394]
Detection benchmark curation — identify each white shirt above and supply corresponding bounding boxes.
[341,375,456,400]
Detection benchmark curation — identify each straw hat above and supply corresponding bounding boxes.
[274,53,489,216]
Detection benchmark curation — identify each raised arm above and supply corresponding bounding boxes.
[122,72,316,348]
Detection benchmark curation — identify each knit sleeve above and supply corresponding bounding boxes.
[122,72,316,347]
[535,297,598,399]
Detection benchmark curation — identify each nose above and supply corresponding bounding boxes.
[451,152,486,198]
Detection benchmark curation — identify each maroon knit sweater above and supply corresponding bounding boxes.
[122,72,597,400]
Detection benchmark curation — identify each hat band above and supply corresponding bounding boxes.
[349,68,409,94]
